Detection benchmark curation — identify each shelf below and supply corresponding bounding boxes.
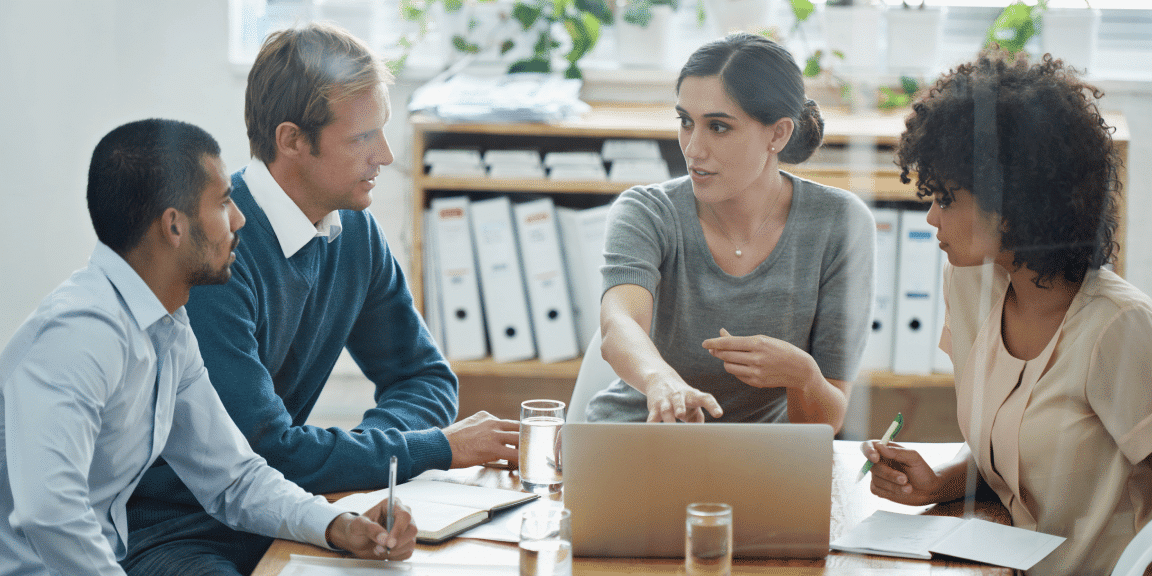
[416,176,641,195]
[449,357,583,379]
[448,355,953,389]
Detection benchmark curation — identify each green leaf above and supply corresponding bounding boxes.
[444,0,464,12]
[985,1,1043,54]
[623,1,653,27]
[696,1,706,26]
[386,55,407,76]
[400,0,422,21]
[564,13,600,64]
[532,30,554,56]
[790,0,815,23]
[452,35,481,53]
[900,76,919,95]
[564,62,583,80]
[576,0,614,24]
[500,39,515,55]
[512,2,541,30]
[509,57,552,73]
[831,50,845,60]
[803,52,822,78]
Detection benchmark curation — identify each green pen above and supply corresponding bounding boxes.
[857,413,903,482]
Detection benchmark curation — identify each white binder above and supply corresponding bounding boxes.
[470,196,537,363]
[931,251,954,374]
[860,207,899,372]
[892,209,940,375]
[557,204,611,353]
[422,208,444,351]
[430,196,488,361]
[513,198,580,363]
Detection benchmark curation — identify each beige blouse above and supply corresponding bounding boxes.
[942,262,1152,576]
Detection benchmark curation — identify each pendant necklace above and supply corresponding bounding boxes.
[706,184,784,258]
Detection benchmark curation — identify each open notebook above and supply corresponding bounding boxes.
[831,510,1065,570]
[335,480,537,543]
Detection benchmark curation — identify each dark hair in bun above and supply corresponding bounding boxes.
[677,32,824,164]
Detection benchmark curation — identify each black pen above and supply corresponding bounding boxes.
[385,455,397,554]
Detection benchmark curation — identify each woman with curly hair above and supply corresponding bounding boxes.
[861,51,1152,575]
[585,33,875,426]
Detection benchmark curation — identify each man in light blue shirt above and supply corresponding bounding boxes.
[0,118,417,576]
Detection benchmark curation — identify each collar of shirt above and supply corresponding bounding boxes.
[90,241,187,332]
[242,160,343,259]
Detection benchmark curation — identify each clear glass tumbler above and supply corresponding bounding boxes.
[685,502,733,576]
[519,399,565,494]
[519,506,572,576]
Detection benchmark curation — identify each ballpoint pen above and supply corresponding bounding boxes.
[857,413,903,482]
[385,455,397,554]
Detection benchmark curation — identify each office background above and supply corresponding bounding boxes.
[2,1,1150,431]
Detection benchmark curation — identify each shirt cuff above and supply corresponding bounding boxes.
[406,428,453,474]
[305,500,356,551]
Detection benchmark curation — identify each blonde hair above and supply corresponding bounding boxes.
[245,22,393,163]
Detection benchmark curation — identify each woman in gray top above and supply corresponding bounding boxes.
[586,33,875,429]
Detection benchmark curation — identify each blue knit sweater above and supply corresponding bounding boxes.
[128,170,458,524]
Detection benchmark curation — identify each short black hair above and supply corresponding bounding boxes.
[87,118,221,254]
[677,32,824,164]
[896,51,1120,287]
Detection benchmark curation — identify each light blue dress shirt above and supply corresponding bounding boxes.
[0,243,348,576]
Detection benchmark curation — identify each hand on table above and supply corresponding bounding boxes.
[326,497,417,560]
[444,411,520,468]
[860,441,944,506]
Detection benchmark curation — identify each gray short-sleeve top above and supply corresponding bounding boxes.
[586,172,875,423]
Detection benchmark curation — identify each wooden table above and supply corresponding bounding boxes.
[252,441,1014,575]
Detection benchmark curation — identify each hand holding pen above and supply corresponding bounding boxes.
[857,413,903,482]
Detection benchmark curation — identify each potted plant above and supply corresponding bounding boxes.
[504,0,614,79]
[984,0,1045,55]
[886,1,947,77]
[615,0,677,68]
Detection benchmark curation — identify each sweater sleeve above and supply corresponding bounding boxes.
[180,220,454,496]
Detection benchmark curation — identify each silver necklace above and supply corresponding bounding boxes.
[705,185,784,258]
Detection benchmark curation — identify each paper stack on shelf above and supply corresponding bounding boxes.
[602,138,670,182]
[545,151,606,181]
[425,148,486,177]
[484,149,544,179]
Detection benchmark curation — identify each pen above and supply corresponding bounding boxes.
[386,455,397,553]
[857,412,903,482]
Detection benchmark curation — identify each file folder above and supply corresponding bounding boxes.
[422,208,444,350]
[860,207,899,372]
[892,209,940,375]
[557,204,611,353]
[470,196,537,362]
[430,196,488,361]
[931,251,954,374]
[513,198,580,363]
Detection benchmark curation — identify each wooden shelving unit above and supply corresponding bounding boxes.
[408,102,1129,425]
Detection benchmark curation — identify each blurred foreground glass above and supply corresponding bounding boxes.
[519,399,565,494]
[519,506,572,576]
[686,502,733,576]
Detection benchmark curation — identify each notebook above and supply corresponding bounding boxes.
[562,422,834,558]
[831,510,1065,570]
[334,479,537,544]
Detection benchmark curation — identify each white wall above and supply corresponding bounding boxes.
[0,0,420,346]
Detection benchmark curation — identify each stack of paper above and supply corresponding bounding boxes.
[602,138,670,182]
[544,151,606,181]
[424,148,485,177]
[484,149,544,179]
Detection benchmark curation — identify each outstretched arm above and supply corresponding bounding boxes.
[600,284,723,423]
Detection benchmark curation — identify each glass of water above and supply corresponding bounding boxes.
[685,502,733,576]
[519,506,572,576]
[519,399,565,494]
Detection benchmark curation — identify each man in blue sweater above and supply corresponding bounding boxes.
[122,23,519,576]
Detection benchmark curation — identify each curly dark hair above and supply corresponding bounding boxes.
[895,50,1121,287]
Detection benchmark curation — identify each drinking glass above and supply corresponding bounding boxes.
[685,502,733,576]
[519,506,572,576]
[519,399,565,494]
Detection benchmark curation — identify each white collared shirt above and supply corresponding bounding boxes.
[243,160,343,258]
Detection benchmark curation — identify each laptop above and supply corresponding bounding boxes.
[562,422,833,559]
